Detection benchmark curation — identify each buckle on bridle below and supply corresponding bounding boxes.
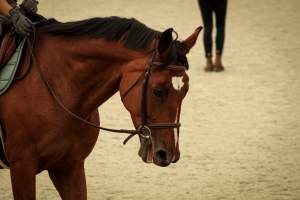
[138,125,151,139]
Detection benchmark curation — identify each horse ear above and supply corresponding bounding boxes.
[158,28,173,56]
[181,26,202,53]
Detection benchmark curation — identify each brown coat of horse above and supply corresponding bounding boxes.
[0,17,201,199]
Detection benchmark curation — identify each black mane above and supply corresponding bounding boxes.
[40,17,161,51]
[39,16,189,69]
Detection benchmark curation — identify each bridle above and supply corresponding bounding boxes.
[27,35,187,145]
[121,52,187,144]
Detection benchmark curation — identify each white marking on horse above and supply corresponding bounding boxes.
[172,76,184,91]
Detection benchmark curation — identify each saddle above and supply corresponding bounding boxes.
[0,30,17,71]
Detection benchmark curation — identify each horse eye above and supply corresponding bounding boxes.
[153,88,167,98]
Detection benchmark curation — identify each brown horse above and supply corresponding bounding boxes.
[0,17,201,199]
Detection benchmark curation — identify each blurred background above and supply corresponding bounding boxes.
[0,0,299,199]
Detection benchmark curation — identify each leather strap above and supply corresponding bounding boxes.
[26,30,186,145]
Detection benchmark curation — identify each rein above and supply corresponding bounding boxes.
[26,32,186,145]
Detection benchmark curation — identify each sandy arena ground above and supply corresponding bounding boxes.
[1,0,300,199]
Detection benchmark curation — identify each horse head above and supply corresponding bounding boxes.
[119,27,201,167]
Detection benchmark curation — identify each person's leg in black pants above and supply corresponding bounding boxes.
[198,0,214,71]
[213,0,227,71]
[198,0,227,72]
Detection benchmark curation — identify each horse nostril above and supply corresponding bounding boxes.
[154,150,171,167]
[155,150,167,160]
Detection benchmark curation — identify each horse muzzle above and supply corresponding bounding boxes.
[138,136,177,167]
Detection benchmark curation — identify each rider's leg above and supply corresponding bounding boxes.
[0,14,10,43]
[0,15,5,42]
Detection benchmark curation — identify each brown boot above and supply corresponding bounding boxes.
[204,55,214,72]
[214,53,225,72]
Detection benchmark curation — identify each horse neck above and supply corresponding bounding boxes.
[39,36,145,116]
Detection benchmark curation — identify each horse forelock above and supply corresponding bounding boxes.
[159,41,189,70]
